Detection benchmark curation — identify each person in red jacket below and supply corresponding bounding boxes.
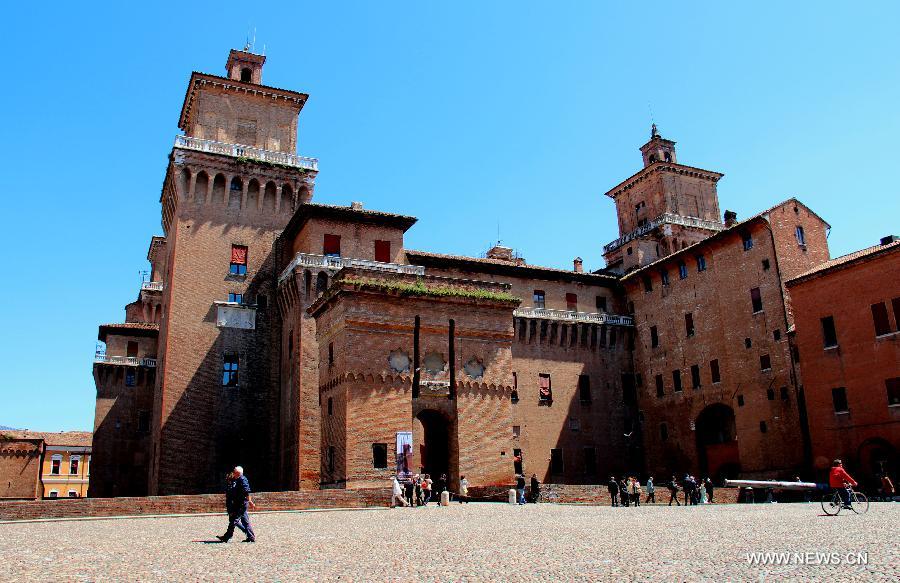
[829,459,858,508]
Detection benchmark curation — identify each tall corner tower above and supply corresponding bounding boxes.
[601,125,725,273]
[149,48,318,495]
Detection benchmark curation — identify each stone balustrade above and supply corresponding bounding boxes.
[279,253,425,283]
[94,353,157,367]
[174,135,318,171]
[514,307,634,327]
[603,213,725,254]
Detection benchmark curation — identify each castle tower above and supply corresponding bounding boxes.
[602,126,725,273]
[147,49,319,494]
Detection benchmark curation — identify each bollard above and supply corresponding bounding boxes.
[440,490,449,506]
[508,489,517,505]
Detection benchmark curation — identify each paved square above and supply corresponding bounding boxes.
[1,502,897,581]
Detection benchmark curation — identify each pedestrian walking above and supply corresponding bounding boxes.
[404,477,415,507]
[879,474,895,501]
[516,473,527,505]
[530,473,540,503]
[667,475,680,506]
[414,474,423,506]
[422,474,433,505]
[458,475,469,503]
[217,466,256,543]
[645,477,655,504]
[608,476,619,507]
[391,476,408,507]
[704,477,714,504]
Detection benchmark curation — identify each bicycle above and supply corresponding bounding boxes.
[821,484,869,515]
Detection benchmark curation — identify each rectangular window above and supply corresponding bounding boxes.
[759,421,767,433]
[327,446,336,473]
[68,490,78,498]
[760,354,771,371]
[672,369,682,392]
[762,259,770,271]
[655,374,664,397]
[230,245,248,275]
[650,325,659,348]
[773,329,781,341]
[126,341,138,358]
[685,313,695,337]
[643,276,653,292]
[696,255,707,272]
[512,425,521,438]
[678,262,688,279]
[578,375,591,403]
[742,232,753,251]
[138,410,151,433]
[750,287,763,313]
[832,387,849,413]
[596,296,607,312]
[568,417,580,432]
[796,226,806,246]
[511,372,518,403]
[533,290,545,309]
[583,447,596,475]
[737,395,745,407]
[125,370,136,387]
[566,293,578,312]
[50,456,61,475]
[539,373,552,402]
[328,342,334,366]
[374,240,391,262]
[327,397,333,416]
[660,270,670,286]
[821,316,838,348]
[659,423,669,441]
[691,365,701,389]
[228,292,243,304]
[767,388,775,400]
[872,302,892,336]
[550,448,564,474]
[70,456,80,475]
[710,359,721,384]
[887,378,900,406]
[323,234,341,257]
[372,443,388,469]
[222,354,239,387]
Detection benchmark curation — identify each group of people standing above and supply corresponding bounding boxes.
[607,474,715,507]
[392,473,471,506]
[606,476,648,507]
[665,474,714,506]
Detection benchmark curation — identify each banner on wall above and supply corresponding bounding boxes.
[396,431,413,479]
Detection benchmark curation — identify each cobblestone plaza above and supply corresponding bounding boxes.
[1,502,897,581]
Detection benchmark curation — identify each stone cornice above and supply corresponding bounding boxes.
[604,162,724,199]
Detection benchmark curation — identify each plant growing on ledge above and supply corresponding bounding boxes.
[341,276,519,303]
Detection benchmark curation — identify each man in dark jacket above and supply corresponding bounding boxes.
[607,476,619,507]
[667,476,680,506]
[516,474,527,505]
[217,466,256,543]
[530,474,540,503]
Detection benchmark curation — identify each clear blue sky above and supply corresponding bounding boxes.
[3,2,898,431]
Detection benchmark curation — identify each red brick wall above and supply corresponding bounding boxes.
[0,439,42,500]
[787,244,900,489]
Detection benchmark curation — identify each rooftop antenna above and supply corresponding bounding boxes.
[497,221,501,246]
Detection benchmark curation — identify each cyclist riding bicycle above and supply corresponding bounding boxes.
[829,459,857,508]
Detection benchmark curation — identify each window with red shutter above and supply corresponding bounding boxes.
[230,245,248,275]
[566,293,577,312]
[539,373,552,402]
[374,240,391,263]
[323,234,341,257]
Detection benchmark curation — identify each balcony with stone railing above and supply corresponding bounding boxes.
[417,380,451,397]
[513,307,634,327]
[94,352,157,367]
[279,253,425,284]
[603,213,725,254]
[141,281,164,292]
[174,135,319,172]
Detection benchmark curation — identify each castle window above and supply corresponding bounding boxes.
[660,423,669,441]
[737,395,745,407]
[745,337,752,349]
[327,397,333,416]
[372,443,387,469]
[685,313,694,338]
[568,417,580,432]
[228,292,243,304]
[664,151,672,162]
[759,421,767,433]
[68,490,79,498]
[323,234,341,257]
[821,316,838,348]
[328,342,334,366]
[796,226,806,246]
[660,270,670,286]
[761,259,770,271]
[316,271,328,295]
[696,254,707,272]
[578,375,591,403]
[760,354,771,371]
[50,455,61,475]
[710,359,721,384]
[672,369,682,392]
[550,449,564,474]
[533,290,545,309]
[374,240,391,262]
[767,388,775,400]
[750,287,763,313]
[886,378,900,406]
[643,276,653,292]
[872,302,892,337]
[678,262,688,279]
[69,456,80,475]
[138,410,151,433]
[127,341,138,358]
[230,245,248,275]
[566,293,578,312]
[240,67,252,83]
[125,370,136,387]
[230,177,242,191]
[596,296,607,312]
[627,247,633,255]
[773,329,781,341]
[780,386,789,401]
[49,490,59,498]
[511,390,519,404]
[655,374,664,397]
[691,365,701,389]
[832,387,849,413]
[742,232,753,251]
[650,325,659,348]
[222,355,239,387]
[538,373,552,402]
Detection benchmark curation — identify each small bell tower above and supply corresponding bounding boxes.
[640,124,677,167]
[226,48,265,84]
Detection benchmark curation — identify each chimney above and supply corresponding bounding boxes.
[880,235,899,245]
[486,244,514,262]
[724,210,738,228]
[350,201,363,210]
[573,257,583,273]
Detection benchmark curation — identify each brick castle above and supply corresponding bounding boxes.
[89,49,899,497]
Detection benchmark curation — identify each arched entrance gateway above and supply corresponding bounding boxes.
[695,404,741,483]
[415,410,452,481]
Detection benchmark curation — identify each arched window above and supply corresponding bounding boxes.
[664,151,672,162]
[649,154,658,163]
[316,271,328,295]
[240,68,252,83]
